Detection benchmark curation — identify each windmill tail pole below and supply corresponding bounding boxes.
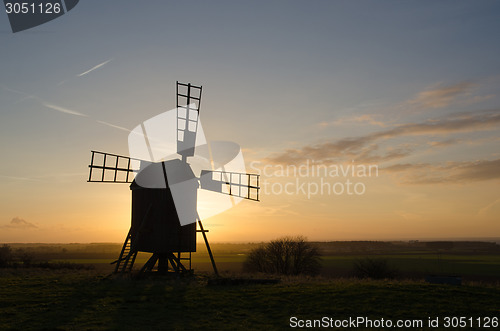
[196,213,219,277]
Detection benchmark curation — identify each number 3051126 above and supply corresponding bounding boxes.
[5,2,62,14]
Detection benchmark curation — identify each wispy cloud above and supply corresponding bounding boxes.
[382,163,430,173]
[77,58,113,77]
[0,217,38,229]
[408,81,476,109]
[384,159,500,184]
[371,109,500,138]
[427,139,459,147]
[42,102,87,117]
[266,109,500,165]
[319,114,386,128]
[478,198,500,216]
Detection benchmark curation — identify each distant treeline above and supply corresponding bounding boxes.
[0,244,93,269]
[2,241,499,258]
[310,241,500,255]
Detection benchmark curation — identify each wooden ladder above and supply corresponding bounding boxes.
[112,204,152,273]
[112,228,138,273]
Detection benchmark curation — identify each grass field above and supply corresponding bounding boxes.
[0,268,499,330]
[320,254,500,279]
[50,252,500,280]
[2,241,499,329]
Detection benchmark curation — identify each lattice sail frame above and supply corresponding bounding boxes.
[88,150,137,183]
[200,170,260,201]
[176,82,202,159]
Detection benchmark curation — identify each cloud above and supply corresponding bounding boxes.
[427,139,459,147]
[452,158,500,182]
[353,146,413,164]
[387,81,496,115]
[370,109,500,138]
[77,58,113,77]
[1,217,38,229]
[319,114,386,128]
[394,211,424,221]
[383,163,430,173]
[266,140,412,165]
[466,94,495,105]
[478,198,500,216]
[408,81,476,109]
[267,109,500,165]
[383,159,500,184]
[42,102,87,117]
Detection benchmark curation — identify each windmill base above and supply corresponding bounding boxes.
[112,219,218,276]
[138,252,193,275]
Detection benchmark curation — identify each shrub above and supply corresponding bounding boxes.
[352,257,398,279]
[243,236,321,276]
[15,248,34,266]
[0,244,13,267]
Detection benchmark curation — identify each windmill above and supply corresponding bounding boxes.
[88,82,260,275]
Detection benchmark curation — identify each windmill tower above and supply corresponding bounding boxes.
[88,82,260,275]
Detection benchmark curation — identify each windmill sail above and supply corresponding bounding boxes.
[200,170,260,201]
[176,82,202,160]
[88,150,138,183]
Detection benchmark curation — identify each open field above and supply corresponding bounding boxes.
[0,268,499,330]
[1,241,499,329]
[45,253,500,281]
[6,241,497,281]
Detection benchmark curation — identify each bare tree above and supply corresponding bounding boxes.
[243,236,321,276]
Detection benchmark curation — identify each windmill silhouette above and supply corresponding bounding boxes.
[88,82,260,275]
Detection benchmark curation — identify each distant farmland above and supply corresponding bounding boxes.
[4,241,500,281]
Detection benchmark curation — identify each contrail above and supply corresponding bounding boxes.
[1,85,26,95]
[4,77,130,132]
[1,85,39,105]
[97,120,130,132]
[0,175,41,182]
[77,58,113,77]
[3,85,88,117]
[42,102,87,117]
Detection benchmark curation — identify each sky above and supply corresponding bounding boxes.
[0,0,499,243]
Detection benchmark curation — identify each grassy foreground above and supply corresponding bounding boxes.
[0,269,499,330]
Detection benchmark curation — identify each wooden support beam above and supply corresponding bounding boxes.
[197,214,218,276]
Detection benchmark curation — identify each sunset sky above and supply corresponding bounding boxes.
[1,1,499,243]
